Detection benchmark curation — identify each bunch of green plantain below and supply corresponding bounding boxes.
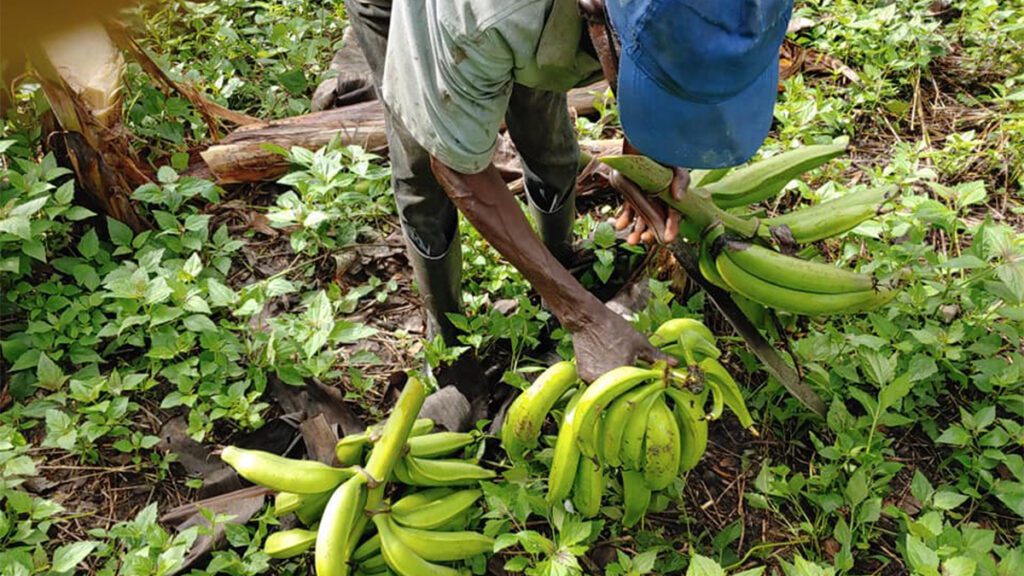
[601,139,903,317]
[263,486,491,576]
[221,376,496,576]
[502,319,755,528]
[334,418,495,488]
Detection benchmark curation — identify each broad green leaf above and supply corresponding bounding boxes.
[961,524,995,553]
[107,217,134,246]
[848,387,878,415]
[21,239,46,262]
[0,256,20,273]
[788,556,837,576]
[157,165,180,184]
[261,142,291,158]
[879,375,914,413]
[63,206,97,221]
[557,515,595,549]
[941,556,976,576]
[77,229,99,259]
[207,278,239,307]
[183,213,211,232]
[51,540,99,573]
[993,480,1024,517]
[331,321,376,344]
[906,535,939,575]
[936,425,972,447]
[514,529,552,555]
[183,314,218,333]
[860,349,895,386]
[183,295,212,314]
[153,210,179,231]
[54,180,74,203]
[71,264,101,291]
[996,545,1023,574]
[44,409,76,451]
[632,550,659,573]
[995,259,1024,304]
[910,470,934,503]
[12,348,41,371]
[951,180,987,210]
[686,554,725,576]
[183,253,203,279]
[909,511,943,539]
[978,427,1010,447]
[277,68,308,95]
[150,305,185,326]
[940,255,987,269]
[857,497,882,523]
[266,277,297,297]
[303,291,335,357]
[0,215,31,239]
[909,327,940,346]
[303,210,331,228]
[36,353,66,391]
[933,489,969,510]
[10,196,48,217]
[906,355,938,383]
[593,222,617,249]
[145,277,174,305]
[5,454,36,477]
[234,298,262,316]
[973,405,996,430]
[845,467,869,506]
[504,556,529,572]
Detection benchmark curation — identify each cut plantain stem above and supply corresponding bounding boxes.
[348,377,429,564]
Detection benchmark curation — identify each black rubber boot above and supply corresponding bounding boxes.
[407,238,463,346]
[529,192,576,267]
[407,238,488,429]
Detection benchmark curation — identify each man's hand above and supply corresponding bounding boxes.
[611,167,690,245]
[571,301,673,382]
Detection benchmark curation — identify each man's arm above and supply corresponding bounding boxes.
[430,158,672,382]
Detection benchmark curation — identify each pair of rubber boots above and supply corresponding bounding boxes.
[412,198,575,430]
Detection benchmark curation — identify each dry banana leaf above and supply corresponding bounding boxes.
[161,486,268,574]
[48,130,150,232]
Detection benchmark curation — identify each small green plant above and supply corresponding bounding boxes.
[493,507,604,576]
[267,141,392,255]
[605,549,660,576]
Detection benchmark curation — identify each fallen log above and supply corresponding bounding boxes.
[190,81,610,185]
[193,100,387,183]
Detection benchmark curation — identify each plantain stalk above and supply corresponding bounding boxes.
[349,376,428,555]
[656,186,761,241]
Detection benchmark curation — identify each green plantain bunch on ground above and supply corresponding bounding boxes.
[221,378,494,576]
[503,318,755,528]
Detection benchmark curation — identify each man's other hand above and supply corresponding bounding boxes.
[612,167,690,245]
